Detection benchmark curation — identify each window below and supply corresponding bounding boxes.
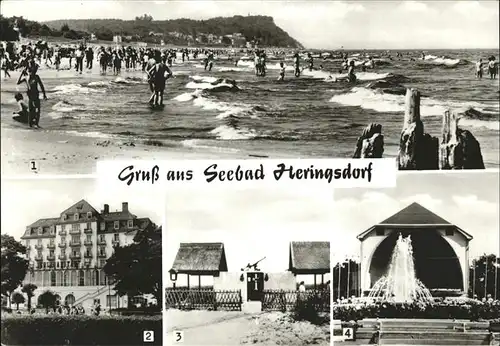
[72,223,79,233]
[50,271,57,286]
[87,222,91,230]
[63,271,68,286]
[99,235,105,243]
[74,213,79,221]
[99,247,106,257]
[37,250,42,257]
[114,233,119,241]
[375,228,385,236]
[114,221,119,230]
[100,259,106,267]
[61,236,66,243]
[56,225,62,233]
[49,239,55,246]
[71,235,80,243]
[38,227,43,235]
[49,250,55,256]
[127,220,133,228]
[72,250,79,257]
[62,214,67,221]
[100,222,106,231]
[26,240,30,246]
[106,294,118,308]
[79,270,85,286]
[37,239,42,245]
[50,226,55,235]
[85,248,92,257]
[87,212,92,219]
[445,229,455,236]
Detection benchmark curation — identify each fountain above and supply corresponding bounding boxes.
[368,233,434,303]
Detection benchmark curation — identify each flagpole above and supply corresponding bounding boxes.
[338,263,341,301]
[472,259,476,298]
[484,257,488,299]
[494,257,498,300]
[347,260,350,298]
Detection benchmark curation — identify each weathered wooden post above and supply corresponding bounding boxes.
[353,123,384,158]
[439,110,485,169]
[397,88,438,170]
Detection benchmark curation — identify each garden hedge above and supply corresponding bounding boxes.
[1,314,162,345]
[332,301,500,321]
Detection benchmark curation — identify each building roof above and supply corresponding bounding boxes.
[102,211,137,221]
[60,199,99,217]
[27,218,60,228]
[170,242,228,275]
[289,241,330,274]
[357,202,472,241]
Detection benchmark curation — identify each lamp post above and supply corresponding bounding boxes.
[484,257,488,299]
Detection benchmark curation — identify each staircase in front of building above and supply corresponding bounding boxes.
[74,286,109,306]
[338,319,499,345]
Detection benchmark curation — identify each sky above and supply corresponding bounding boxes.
[1,0,499,49]
[332,171,500,263]
[1,178,164,241]
[164,186,334,283]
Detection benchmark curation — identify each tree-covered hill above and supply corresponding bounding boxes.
[42,15,304,48]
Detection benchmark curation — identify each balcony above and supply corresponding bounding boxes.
[58,254,67,261]
[84,228,93,234]
[84,252,93,258]
[58,242,67,248]
[69,240,81,247]
[97,252,107,258]
[47,254,55,261]
[84,240,93,246]
[34,244,43,250]
[59,230,67,236]
[69,253,81,260]
[69,229,81,235]
[35,255,43,261]
[47,243,56,249]
[112,240,120,246]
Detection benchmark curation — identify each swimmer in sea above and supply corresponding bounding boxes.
[488,57,497,79]
[335,61,357,83]
[278,62,285,81]
[293,53,300,77]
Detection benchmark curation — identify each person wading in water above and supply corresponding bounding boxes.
[147,52,173,108]
[17,64,47,128]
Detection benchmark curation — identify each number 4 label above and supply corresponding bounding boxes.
[143,330,154,343]
[173,331,184,343]
[343,327,354,340]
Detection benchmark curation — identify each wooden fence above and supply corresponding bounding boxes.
[165,288,242,311]
[262,289,330,312]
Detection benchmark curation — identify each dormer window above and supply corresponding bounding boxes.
[50,226,55,235]
[100,222,105,231]
[114,221,119,230]
[87,212,92,219]
[62,214,67,221]
[127,220,133,228]
[74,213,79,221]
[38,227,43,235]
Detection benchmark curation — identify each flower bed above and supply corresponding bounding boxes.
[1,314,162,345]
[332,300,500,321]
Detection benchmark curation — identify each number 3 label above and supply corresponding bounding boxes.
[343,327,354,340]
[174,331,184,343]
[143,330,154,343]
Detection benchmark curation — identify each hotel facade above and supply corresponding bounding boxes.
[20,199,155,310]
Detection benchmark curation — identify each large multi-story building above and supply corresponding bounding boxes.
[20,199,155,310]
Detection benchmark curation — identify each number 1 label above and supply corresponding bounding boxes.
[29,160,38,173]
[343,327,354,340]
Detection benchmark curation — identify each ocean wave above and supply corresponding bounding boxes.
[63,130,115,139]
[217,67,251,72]
[181,139,241,152]
[329,87,499,130]
[185,76,239,92]
[423,55,466,67]
[53,83,105,95]
[210,124,257,140]
[51,100,78,112]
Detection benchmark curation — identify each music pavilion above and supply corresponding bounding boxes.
[358,202,472,296]
[168,241,330,308]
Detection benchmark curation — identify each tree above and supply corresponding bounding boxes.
[1,234,29,308]
[21,283,37,311]
[11,292,25,310]
[104,225,161,308]
[469,254,499,299]
[60,23,70,32]
[38,290,57,313]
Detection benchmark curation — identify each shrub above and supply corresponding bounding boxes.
[1,314,162,345]
[292,295,328,326]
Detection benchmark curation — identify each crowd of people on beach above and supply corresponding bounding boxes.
[1,39,498,127]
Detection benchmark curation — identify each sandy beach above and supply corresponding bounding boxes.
[1,127,264,176]
[165,310,330,346]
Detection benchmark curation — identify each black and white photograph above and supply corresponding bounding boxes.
[164,187,332,345]
[0,178,163,346]
[1,0,498,175]
[330,171,500,345]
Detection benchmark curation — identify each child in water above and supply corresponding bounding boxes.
[278,62,285,81]
[13,93,30,126]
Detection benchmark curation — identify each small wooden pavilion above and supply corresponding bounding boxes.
[288,241,331,288]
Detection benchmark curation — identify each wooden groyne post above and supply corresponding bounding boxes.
[353,123,384,158]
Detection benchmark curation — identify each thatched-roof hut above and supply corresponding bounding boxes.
[170,242,228,288]
[289,241,330,287]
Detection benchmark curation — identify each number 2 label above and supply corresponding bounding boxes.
[143,330,154,343]
[343,327,354,340]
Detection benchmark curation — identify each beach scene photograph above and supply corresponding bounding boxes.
[0,178,164,345]
[330,171,500,345]
[164,186,333,345]
[1,0,499,175]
